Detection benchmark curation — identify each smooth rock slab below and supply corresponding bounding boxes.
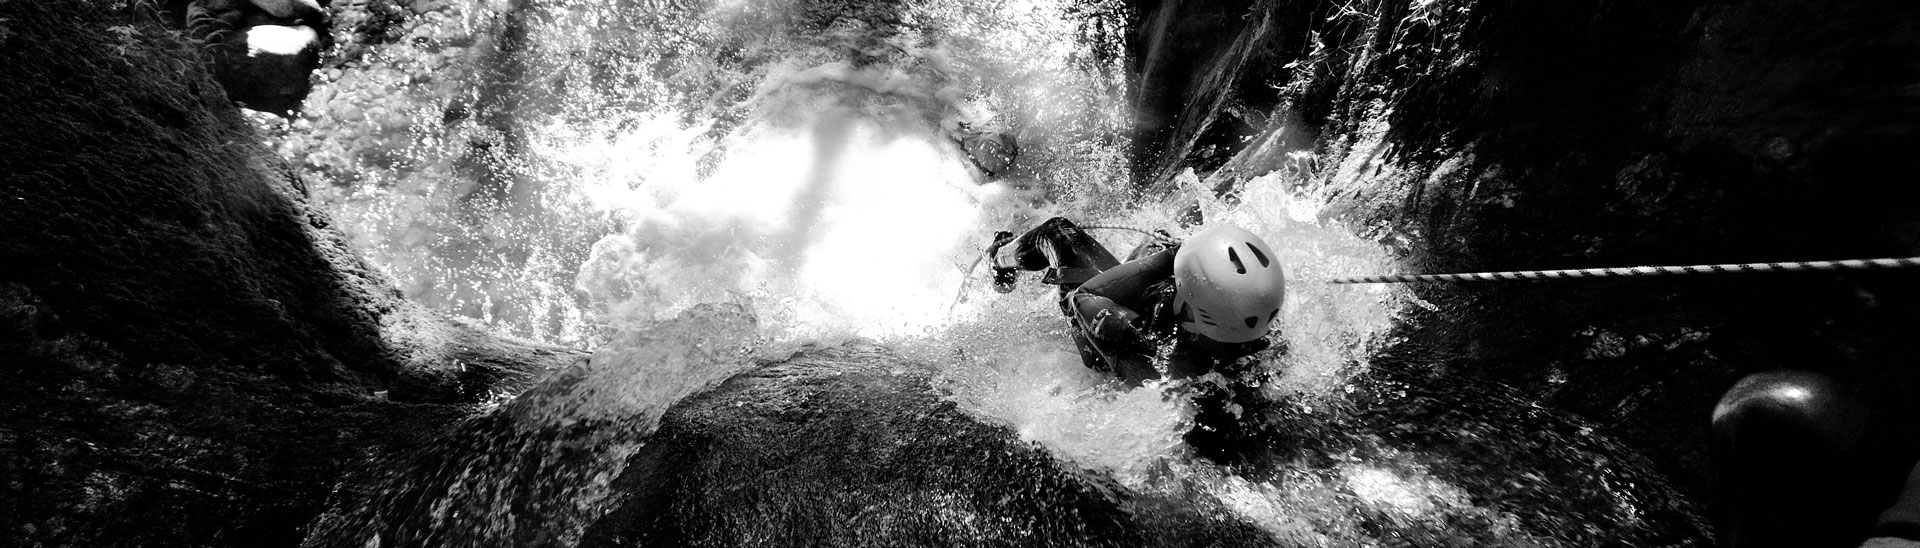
[579,342,1277,548]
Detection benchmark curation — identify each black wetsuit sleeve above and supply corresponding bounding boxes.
[1077,247,1177,311]
[1065,248,1176,380]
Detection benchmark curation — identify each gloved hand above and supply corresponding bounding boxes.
[989,230,1016,249]
[991,267,1019,293]
[1089,307,1153,357]
[987,230,1019,293]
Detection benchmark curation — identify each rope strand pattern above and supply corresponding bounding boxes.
[1330,257,1920,284]
[1079,224,1178,244]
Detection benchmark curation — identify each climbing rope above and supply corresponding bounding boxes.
[1079,224,1179,245]
[1329,257,1920,284]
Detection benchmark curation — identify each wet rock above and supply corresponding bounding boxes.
[296,336,1703,547]
[1,4,565,546]
[1332,362,1713,546]
[957,129,1019,178]
[1581,328,1631,360]
[581,343,1275,547]
[1120,0,1300,188]
[405,0,445,16]
[300,308,1277,548]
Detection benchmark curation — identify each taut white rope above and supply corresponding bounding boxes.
[1330,257,1920,284]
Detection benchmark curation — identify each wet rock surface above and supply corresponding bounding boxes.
[306,333,1703,547]
[581,342,1277,548]
[1121,0,1305,188]
[956,127,1020,179]
[1,4,567,546]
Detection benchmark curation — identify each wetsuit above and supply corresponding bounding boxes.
[995,217,1270,384]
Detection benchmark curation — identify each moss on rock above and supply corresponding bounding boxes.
[0,3,572,546]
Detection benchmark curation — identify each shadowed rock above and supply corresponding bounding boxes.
[1,4,567,546]
[957,129,1020,179]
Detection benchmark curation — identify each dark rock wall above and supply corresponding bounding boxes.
[1125,0,1273,188]
[0,4,565,546]
[1133,0,1920,536]
[1,4,381,387]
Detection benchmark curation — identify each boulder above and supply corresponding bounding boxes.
[959,130,1020,178]
[580,342,1276,547]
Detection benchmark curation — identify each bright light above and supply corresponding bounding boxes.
[571,99,989,339]
[792,127,982,337]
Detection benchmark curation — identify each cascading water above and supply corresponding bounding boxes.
[279,0,1700,546]
[276,0,1136,345]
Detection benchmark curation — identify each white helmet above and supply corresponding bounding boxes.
[1172,225,1286,343]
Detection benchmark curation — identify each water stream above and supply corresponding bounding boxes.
[277,0,1697,545]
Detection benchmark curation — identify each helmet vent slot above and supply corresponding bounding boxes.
[1269,309,1279,321]
[1227,248,1247,274]
[1244,316,1258,328]
[1246,243,1270,267]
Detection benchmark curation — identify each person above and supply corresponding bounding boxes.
[985,217,1287,386]
[1712,370,1920,548]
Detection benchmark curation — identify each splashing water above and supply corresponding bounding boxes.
[896,173,1543,544]
[569,77,1000,340]
[278,0,1661,546]
[281,0,1133,345]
